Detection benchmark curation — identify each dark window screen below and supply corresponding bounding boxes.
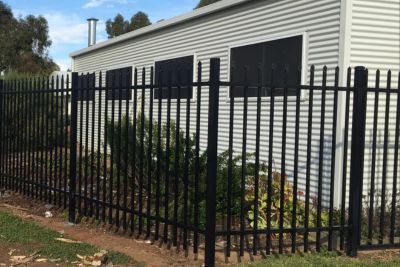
[106,67,132,101]
[230,35,303,98]
[78,73,95,101]
[154,56,193,99]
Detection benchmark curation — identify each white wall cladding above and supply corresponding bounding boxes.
[72,0,344,207]
[348,0,400,211]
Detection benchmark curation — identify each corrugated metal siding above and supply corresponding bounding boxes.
[72,0,343,206]
[349,0,400,205]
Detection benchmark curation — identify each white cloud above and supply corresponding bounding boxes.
[45,13,88,45]
[55,57,72,71]
[44,12,106,45]
[83,0,129,9]
[12,8,27,18]
[42,13,106,70]
[10,9,106,71]
[8,10,94,46]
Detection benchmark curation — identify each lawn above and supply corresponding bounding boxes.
[238,250,400,267]
[0,210,136,265]
[1,209,400,267]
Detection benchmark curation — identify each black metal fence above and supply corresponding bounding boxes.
[0,58,399,266]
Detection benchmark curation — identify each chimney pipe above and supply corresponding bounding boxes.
[87,18,98,47]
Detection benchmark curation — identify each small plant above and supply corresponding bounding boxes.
[245,168,341,232]
[360,188,400,242]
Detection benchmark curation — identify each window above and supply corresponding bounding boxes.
[78,73,95,101]
[154,55,194,99]
[106,67,132,101]
[230,35,303,98]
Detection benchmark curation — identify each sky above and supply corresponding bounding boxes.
[4,0,199,71]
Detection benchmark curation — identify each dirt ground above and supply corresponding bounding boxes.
[2,191,400,267]
[0,192,203,267]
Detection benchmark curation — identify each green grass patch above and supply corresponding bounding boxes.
[0,211,134,265]
[237,250,400,267]
[2,210,400,267]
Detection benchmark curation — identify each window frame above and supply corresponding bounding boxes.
[105,66,134,101]
[226,32,308,103]
[152,52,197,103]
[77,72,96,102]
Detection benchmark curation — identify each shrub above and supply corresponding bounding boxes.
[106,113,340,231]
[1,75,68,152]
[106,113,207,225]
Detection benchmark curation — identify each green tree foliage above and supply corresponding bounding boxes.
[105,14,129,38]
[0,1,59,75]
[195,0,222,9]
[128,11,151,32]
[106,12,151,38]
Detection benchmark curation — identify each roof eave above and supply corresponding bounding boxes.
[70,0,250,58]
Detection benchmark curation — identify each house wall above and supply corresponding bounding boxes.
[72,0,345,207]
[337,0,400,211]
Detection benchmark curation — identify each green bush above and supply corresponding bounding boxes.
[106,113,340,231]
[1,76,68,152]
[106,113,208,225]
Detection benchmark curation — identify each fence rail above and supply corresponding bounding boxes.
[0,59,399,266]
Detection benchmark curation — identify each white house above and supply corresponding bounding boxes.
[69,0,400,208]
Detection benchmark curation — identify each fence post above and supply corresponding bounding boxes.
[69,72,79,223]
[204,58,220,267]
[347,66,367,256]
[0,79,3,189]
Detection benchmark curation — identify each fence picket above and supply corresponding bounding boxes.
[1,61,399,267]
[0,79,3,189]
[69,72,79,223]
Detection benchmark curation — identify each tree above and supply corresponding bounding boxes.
[0,1,17,73]
[129,12,151,31]
[106,12,151,38]
[105,14,129,38]
[195,0,222,9]
[0,1,58,75]
[0,1,12,22]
